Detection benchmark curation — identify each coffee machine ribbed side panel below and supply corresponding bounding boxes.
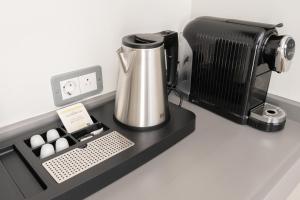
[189,32,253,116]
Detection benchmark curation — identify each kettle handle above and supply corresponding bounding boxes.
[159,31,179,88]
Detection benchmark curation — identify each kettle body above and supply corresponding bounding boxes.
[114,31,178,129]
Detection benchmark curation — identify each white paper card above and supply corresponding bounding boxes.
[56,103,94,133]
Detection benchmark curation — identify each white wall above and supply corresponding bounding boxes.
[1,0,299,129]
[191,0,300,103]
[0,0,191,128]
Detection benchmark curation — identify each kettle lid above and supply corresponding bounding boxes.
[122,33,164,49]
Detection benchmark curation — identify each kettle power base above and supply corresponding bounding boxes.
[0,100,195,200]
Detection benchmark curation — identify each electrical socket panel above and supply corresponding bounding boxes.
[51,66,103,106]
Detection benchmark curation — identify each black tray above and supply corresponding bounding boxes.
[0,100,195,200]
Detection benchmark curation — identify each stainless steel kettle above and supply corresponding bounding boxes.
[114,31,178,129]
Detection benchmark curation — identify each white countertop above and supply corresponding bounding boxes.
[85,99,300,200]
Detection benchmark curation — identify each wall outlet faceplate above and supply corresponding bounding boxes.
[51,66,103,106]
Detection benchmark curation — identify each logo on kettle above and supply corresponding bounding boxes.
[160,113,165,119]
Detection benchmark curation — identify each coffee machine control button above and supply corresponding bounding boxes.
[284,37,296,60]
[264,35,295,73]
[275,36,295,72]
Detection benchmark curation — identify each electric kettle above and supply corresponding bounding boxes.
[114,31,178,129]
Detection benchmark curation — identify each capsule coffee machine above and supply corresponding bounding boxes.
[178,17,295,131]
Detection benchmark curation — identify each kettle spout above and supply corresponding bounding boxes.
[117,47,135,73]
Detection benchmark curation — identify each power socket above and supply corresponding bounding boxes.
[51,66,103,106]
[60,77,81,100]
[79,72,97,94]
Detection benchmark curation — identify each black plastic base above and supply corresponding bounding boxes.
[0,100,195,200]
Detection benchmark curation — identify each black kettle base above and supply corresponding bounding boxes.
[112,114,171,132]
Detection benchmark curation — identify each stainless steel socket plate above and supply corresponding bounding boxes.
[42,131,134,183]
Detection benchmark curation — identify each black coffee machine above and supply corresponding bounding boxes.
[178,16,295,132]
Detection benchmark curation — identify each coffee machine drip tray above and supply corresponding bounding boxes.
[248,103,286,132]
[43,131,134,184]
